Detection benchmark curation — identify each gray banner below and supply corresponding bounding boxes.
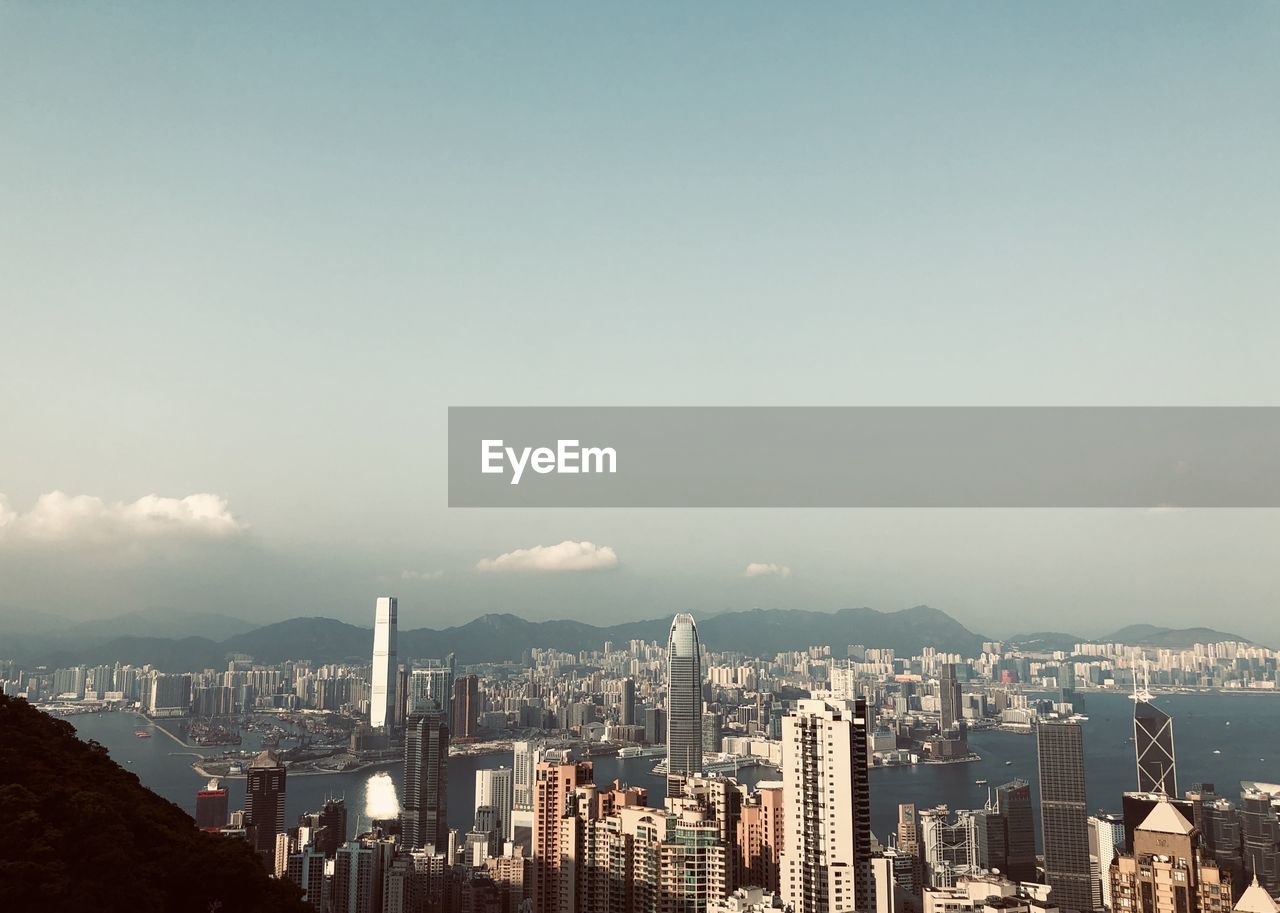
[448,407,1280,507]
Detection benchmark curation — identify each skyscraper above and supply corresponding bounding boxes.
[667,612,703,797]
[781,698,873,913]
[995,778,1037,884]
[370,596,398,730]
[531,758,594,913]
[939,663,962,733]
[245,750,287,869]
[452,673,480,738]
[403,708,449,852]
[195,777,229,831]
[1134,698,1178,796]
[1037,719,1092,912]
[476,766,515,842]
[619,676,636,726]
[1089,812,1126,910]
[1109,799,1233,913]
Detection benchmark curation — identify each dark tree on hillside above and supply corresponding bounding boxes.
[0,695,312,913]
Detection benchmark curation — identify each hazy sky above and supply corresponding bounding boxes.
[2,3,1278,639]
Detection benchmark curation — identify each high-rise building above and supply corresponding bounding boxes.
[1089,812,1125,911]
[332,835,397,913]
[285,847,328,909]
[246,750,287,869]
[781,698,873,913]
[531,758,594,913]
[476,766,515,843]
[939,664,962,733]
[1186,784,1245,890]
[452,673,480,738]
[995,779,1037,884]
[370,596,398,730]
[1037,720,1092,913]
[899,803,921,857]
[1240,784,1280,895]
[739,780,785,894]
[1109,799,1232,913]
[315,797,348,858]
[667,613,703,797]
[619,677,636,726]
[1134,698,1177,796]
[195,777,229,831]
[403,708,449,852]
[409,665,453,714]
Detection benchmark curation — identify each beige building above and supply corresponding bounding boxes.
[1109,799,1232,913]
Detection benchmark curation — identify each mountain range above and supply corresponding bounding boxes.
[0,604,1256,672]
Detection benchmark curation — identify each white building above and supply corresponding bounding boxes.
[370,596,397,730]
[781,698,872,913]
[475,766,515,841]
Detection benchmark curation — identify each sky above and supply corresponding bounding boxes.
[2,3,1278,640]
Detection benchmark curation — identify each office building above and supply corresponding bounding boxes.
[370,596,398,730]
[1037,720,1092,912]
[995,779,1038,884]
[246,750,287,869]
[781,698,873,913]
[195,777,229,831]
[403,708,449,852]
[667,613,704,797]
[476,766,515,843]
[1134,698,1178,796]
[1109,800,1233,913]
[619,677,636,726]
[1240,784,1280,895]
[1088,813,1125,911]
[332,835,397,913]
[940,664,962,733]
[452,673,480,738]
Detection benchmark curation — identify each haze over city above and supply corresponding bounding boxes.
[3,5,1278,639]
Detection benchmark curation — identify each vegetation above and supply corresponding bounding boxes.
[0,694,312,912]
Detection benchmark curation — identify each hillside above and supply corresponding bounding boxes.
[1102,624,1251,648]
[0,694,310,912]
[10,605,990,668]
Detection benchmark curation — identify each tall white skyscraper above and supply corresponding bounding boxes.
[510,739,544,841]
[781,698,872,913]
[475,766,515,842]
[666,612,703,797]
[370,596,398,730]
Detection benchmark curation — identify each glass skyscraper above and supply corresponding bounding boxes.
[1037,719,1092,912]
[1134,698,1178,795]
[666,612,703,797]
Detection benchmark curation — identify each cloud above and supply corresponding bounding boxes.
[744,562,792,578]
[401,569,444,581]
[476,540,619,574]
[0,491,247,545]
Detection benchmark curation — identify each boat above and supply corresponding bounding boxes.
[1213,749,1222,754]
[975,779,988,786]
[1004,760,1013,765]
[134,729,152,738]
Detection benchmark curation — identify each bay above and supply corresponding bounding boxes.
[66,691,1280,846]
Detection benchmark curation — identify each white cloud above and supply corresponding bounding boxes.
[476,540,618,574]
[401,569,444,581]
[744,562,792,578]
[0,491,247,545]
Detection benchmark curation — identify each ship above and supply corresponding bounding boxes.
[134,729,152,738]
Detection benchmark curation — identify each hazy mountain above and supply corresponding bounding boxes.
[1004,631,1084,653]
[9,605,989,669]
[73,607,255,642]
[1102,624,1252,648]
